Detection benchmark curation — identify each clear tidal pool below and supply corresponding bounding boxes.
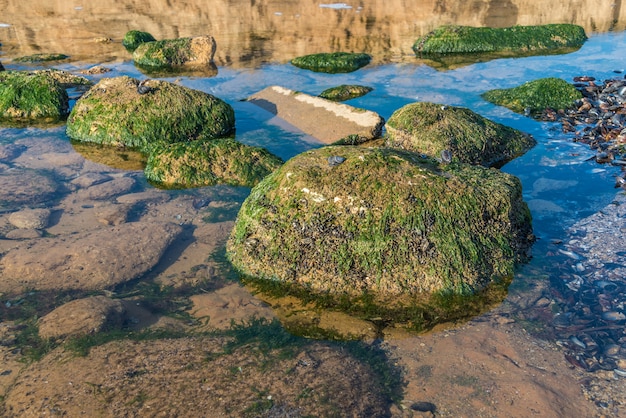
[2,1,626,416]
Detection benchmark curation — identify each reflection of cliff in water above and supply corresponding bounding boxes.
[1,0,625,67]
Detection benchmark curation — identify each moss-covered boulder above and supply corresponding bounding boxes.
[0,70,69,122]
[227,146,534,327]
[122,30,156,52]
[13,53,69,63]
[132,35,217,71]
[481,77,583,116]
[414,24,587,55]
[66,76,235,151]
[291,52,371,73]
[144,138,283,188]
[319,85,373,101]
[385,102,535,167]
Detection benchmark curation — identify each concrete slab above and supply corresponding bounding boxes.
[247,85,384,144]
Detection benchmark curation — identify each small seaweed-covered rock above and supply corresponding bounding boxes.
[482,77,583,116]
[227,146,534,326]
[122,30,157,52]
[0,71,69,121]
[132,35,217,70]
[291,52,371,73]
[385,102,536,167]
[413,24,587,55]
[66,76,235,151]
[144,138,283,188]
[319,85,373,101]
[13,53,69,63]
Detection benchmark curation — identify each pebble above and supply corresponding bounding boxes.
[8,208,51,229]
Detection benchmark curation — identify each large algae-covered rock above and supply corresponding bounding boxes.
[385,102,536,167]
[291,52,371,73]
[227,146,534,323]
[132,35,217,70]
[0,71,69,121]
[413,24,587,55]
[482,77,583,116]
[66,76,235,151]
[144,138,283,188]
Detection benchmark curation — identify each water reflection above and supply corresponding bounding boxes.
[1,0,626,67]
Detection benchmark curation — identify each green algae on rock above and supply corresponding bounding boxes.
[227,146,534,328]
[122,30,156,52]
[291,52,371,73]
[413,24,587,55]
[144,138,283,189]
[385,102,536,167]
[132,35,217,71]
[66,76,235,151]
[13,53,69,63]
[481,77,583,116]
[319,85,373,102]
[0,71,69,122]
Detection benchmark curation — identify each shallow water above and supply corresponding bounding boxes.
[2,0,626,416]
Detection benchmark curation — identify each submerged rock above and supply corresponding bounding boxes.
[13,53,69,63]
[38,296,126,339]
[291,52,371,73]
[0,221,183,294]
[227,146,534,327]
[144,138,283,189]
[385,102,536,167]
[132,35,217,71]
[482,77,583,116]
[0,71,69,122]
[66,76,235,151]
[3,334,393,417]
[122,30,156,52]
[248,85,384,144]
[414,24,587,55]
[0,168,60,210]
[319,84,373,101]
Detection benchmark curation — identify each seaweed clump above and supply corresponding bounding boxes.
[122,30,157,52]
[291,52,371,73]
[482,77,583,116]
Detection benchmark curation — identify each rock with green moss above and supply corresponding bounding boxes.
[122,30,157,52]
[319,85,373,101]
[66,76,235,151]
[13,53,69,63]
[291,52,371,73]
[144,138,283,188]
[227,146,534,326]
[413,24,587,55]
[481,77,583,116]
[132,35,217,71]
[0,70,69,121]
[385,102,536,167]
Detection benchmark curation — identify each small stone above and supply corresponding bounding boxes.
[5,229,43,240]
[8,208,51,229]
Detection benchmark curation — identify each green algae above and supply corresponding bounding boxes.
[291,52,371,73]
[144,138,283,189]
[413,24,587,55]
[0,71,69,122]
[66,76,235,151]
[133,38,193,68]
[227,146,533,323]
[385,102,536,167]
[122,30,157,52]
[319,85,373,101]
[481,77,583,116]
[13,53,69,63]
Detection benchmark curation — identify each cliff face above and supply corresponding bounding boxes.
[0,0,624,67]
